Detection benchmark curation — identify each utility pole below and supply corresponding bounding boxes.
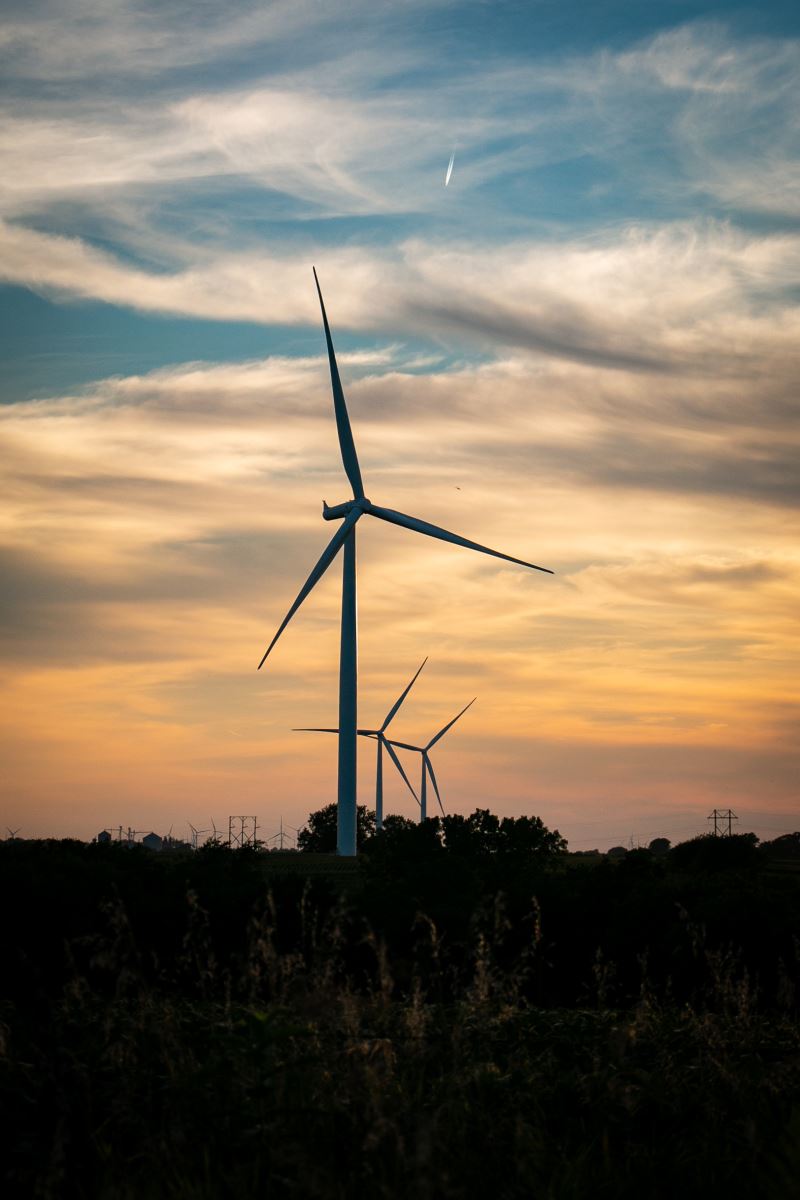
[708,808,738,837]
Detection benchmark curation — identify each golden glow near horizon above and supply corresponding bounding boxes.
[2,296,798,847]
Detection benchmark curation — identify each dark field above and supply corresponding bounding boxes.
[2,828,800,1199]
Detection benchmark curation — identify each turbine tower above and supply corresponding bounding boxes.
[295,658,427,829]
[388,697,476,821]
[258,270,552,856]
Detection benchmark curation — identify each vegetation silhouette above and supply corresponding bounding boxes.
[1,815,799,1199]
[297,801,376,851]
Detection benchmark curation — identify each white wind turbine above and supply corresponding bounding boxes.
[294,658,427,829]
[258,270,552,856]
[387,697,476,821]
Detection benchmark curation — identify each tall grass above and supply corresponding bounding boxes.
[3,881,800,1200]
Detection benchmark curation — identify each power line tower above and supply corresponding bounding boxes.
[228,815,258,849]
[708,808,738,837]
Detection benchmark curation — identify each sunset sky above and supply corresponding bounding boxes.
[1,0,798,850]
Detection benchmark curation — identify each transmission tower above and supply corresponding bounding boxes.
[708,808,738,837]
[228,815,258,849]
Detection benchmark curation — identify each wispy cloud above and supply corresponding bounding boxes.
[4,216,800,387]
[0,0,444,81]
[2,17,798,229]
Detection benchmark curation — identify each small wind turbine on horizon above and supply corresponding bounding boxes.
[295,658,427,829]
[268,816,301,850]
[188,823,211,851]
[387,697,476,820]
[258,269,552,856]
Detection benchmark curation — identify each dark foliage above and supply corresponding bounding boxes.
[1,825,800,1199]
[297,802,376,851]
[669,832,760,873]
[761,832,800,860]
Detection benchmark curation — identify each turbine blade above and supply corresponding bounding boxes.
[425,754,446,816]
[383,737,419,802]
[426,697,476,750]
[380,656,428,732]
[365,504,552,574]
[313,268,365,500]
[293,727,380,736]
[258,508,360,668]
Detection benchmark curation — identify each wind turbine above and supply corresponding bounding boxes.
[188,823,211,851]
[388,697,476,821]
[269,816,302,850]
[294,658,427,829]
[258,270,552,856]
[6,827,20,840]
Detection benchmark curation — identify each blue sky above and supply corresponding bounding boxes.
[3,0,799,398]
[1,0,799,845]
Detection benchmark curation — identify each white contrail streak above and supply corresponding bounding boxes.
[445,152,455,187]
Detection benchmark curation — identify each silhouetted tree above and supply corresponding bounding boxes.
[379,814,417,836]
[297,803,376,852]
[498,813,567,857]
[649,837,671,856]
[760,832,800,859]
[439,809,567,859]
[669,832,759,872]
[362,808,566,917]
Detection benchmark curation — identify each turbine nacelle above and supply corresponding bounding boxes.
[322,497,372,521]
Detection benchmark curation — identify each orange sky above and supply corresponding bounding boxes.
[2,326,798,849]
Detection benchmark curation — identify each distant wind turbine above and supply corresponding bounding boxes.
[295,658,427,828]
[258,270,552,856]
[388,697,476,820]
[188,823,210,851]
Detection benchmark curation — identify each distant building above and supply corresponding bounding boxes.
[142,832,163,852]
[97,830,112,844]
